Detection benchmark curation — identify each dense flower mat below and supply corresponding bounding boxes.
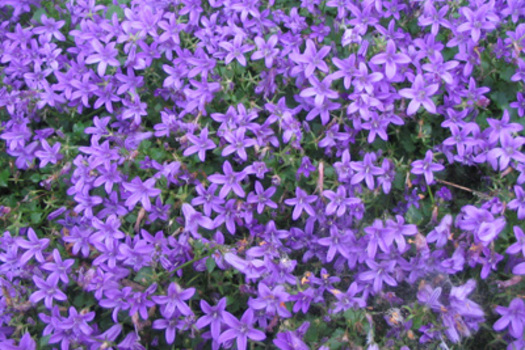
[1,0,525,349]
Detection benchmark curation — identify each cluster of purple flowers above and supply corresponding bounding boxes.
[0,0,525,349]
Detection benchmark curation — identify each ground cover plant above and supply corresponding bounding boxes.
[0,0,525,349]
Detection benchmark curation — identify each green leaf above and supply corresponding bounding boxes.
[400,133,416,153]
[0,168,9,187]
[30,212,42,224]
[205,257,216,273]
[30,173,43,183]
[134,266,155,285]
[31,8,47,23]
[406,205,423,225]
[39,335,50,348]
[106,4,124,19]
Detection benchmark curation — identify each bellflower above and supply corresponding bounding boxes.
[218,309,266,350]
[122,177,161,211]
[284,187,317,220]
[15,227,50,264]
[251,35,280,69]
[299,75,338,107]
[41,249,75,284]
[208,161,248,198]
[219,34,254,67]
[35,140,62,168]
[85,40,120,76]
[183,127,217,162]
[369,40,411,79]
[195,297,228,340]
[398,74,439,115]
[494,298,525,339]
[350,152,384,190]
[290,39,331,78]
[30,275,68,309]
[246,181,277,214]
[411,150,444,184]
[152,282,195,317]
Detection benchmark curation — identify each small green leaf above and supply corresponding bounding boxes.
[39,335,50,347]
[30,212,42,224]
[205,257,216,273]
[406,205,423,225]
[0,168,9,187]
[31,8,47,23]
[106,4,124,19]
[134,267,155,285]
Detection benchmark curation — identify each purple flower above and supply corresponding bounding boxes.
[422,53,459,85]
[191,183,224,216]
[411,150,444,184]
[247,181,277,214]
[91,214,125,245]
[418,4,450,36]
[384,215,417,252]
[251,35,280,69]
[449,279,484,319]
[398,74,439,115]
[33,14,65,41]
[35,140,62,168]
[322,186,359,217]
[61,306,95,335]
[508,186,525,219]
[296,156,316,179]
[85,39,120,76]
[485,110,523,145]
[369,40,411,79]
[506,226,525,257]
[290,39,331,78]
[62,226,91,258]
[152,312,180,345]
[2,332,36,350]
[208,161,248,198]
[30,275,67,309]
[299,75,338,107]
[181,203,215,236]
[427,214,453,247]
[218,309,266,350]
[457,5,499,42]
[352,62,384,94]
[510,92,525,117]
[417,285,443,311]
[41,249,75,284]
[222,128,256,161]
[331,54,356,89]
[330,282,366,313]
[248,283,291,318]
[513,261,525,275]
[478,247,503,279]
[122,177,161,211]
[290,288,315,314]
[476,218,506,246]
[487,133,525,171]
[195,297,228,340]
[15,227,50,265]
[350,152,384,190]
[273,331,308,350]
[94,162,123,194]
[494,298,525,339]
[317,226,354,262]
[152,282,195,317]
[219,34,254,66]
[284,187,318,220]
[358,259,398,294]
[183,127,217,162]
